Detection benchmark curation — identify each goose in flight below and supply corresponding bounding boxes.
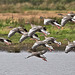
[44,14,75,29]
[61,15,75,27]
[43,37,61,47]
[25,50,47,61]
[8,27,28,38]
[67,12,75,17]
[0,37,12,45]
[44,19,61,29]
[58,12,75,17]
[28,25,50,36]
[25,22,50,36]
[59,12,75,27]
[32,40,54,52]
[64,39,75,53]
[19,32,40,43]
[40,16,61,29]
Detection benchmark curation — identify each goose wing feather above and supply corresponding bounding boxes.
[19,33,28,43]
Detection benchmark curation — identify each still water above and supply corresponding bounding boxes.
[0,51,75,75]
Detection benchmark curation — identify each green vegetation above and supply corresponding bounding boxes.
[0,0,75,52]
[0,0,75,13]
[0,17,75,50]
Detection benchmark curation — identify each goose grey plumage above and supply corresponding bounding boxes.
[25,50,47,61]
[8,27,27,38]
[28,25,50,37]
[19,32,40,43]
[44,16,73,28]
[67,12,75,17]
[43,37,61,47]
[0,37,12,45]
[61,15,74,27]
[44,12,75,28]
[59,12,75,27]
[32,40,54,51]
[44,19,61,29]
[65,39,75,53]
[25,22,50,36]
[58,12,75,17]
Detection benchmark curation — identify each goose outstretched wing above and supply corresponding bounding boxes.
[61,16,72,27]
[19,33,28,43]
[65,45,73,53]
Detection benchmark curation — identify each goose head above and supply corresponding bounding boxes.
[41,56,47,61]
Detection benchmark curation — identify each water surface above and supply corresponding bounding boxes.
[0,51,75,75]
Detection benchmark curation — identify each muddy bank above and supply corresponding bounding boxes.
[0,43,66,53]
[0,43,31,52]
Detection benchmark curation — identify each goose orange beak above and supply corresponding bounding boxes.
[42,58,47,61]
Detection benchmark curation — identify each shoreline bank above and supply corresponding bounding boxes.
[0,43,66,53]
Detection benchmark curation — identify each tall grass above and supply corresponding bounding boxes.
[0,1,75,13]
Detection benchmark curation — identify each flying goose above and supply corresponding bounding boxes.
[40,16,61,29]
[28,25,50,37]
[25,50,47,61]
[8,27,27,38]
[67,12,75,17]
[25,22,50,36]
[58,12,75,17]
[43,37,61,47]
[61,15,75,27]
[32,40,54,52]
[59,12,75,27]
[64,39,75,53]
[19,32,40,43]
[0,37,12,45]
[44,13,75,29]
[44,19,61,29]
